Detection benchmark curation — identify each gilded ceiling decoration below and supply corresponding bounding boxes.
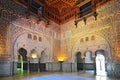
[17,0,111,25]
[45,0,77,12]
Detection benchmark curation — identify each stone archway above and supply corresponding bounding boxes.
[18,48,27,61]
[17,48,28,71]
[13,33,52,62]
[84,51,94,70]
[40,49,47,63]
[71,34,111,73]
[13,33,52,72]
[71,34,111,63]
[75,52,83,71]
[84,51,93,63]
[95,49,106,76]
[40,49,47,72]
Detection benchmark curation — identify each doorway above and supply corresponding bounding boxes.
[40,50,47,72]
[84,51,94,70]
[17,48,27,74]
[95,50,106,76]
[85,51,93,63]
[76,52,83,71]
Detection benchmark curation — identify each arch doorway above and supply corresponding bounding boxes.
[95,50,106,76]
[84,51,94,71]
[40,49,47,72]
[85,51,93,63]
[76,52,83,71]
[19,48,27,61]
[17,48,28,73]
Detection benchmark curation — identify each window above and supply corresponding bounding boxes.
[28,34,32,39]
[39,37,42,42]
[33,35,37,40]
[80,38,84,42]
[91,35,95,40]
[80,1,92,17]
[85,37,89,41]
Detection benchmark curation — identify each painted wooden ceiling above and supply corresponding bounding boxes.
[44,0,77,13]
[17,0,80,24]
[17,0,110,25]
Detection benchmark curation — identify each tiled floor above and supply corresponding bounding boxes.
[0,71,118,80]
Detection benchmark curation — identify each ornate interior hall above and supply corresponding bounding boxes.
[0,0,120,80]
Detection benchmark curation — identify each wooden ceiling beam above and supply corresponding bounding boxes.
[34,0,45,6]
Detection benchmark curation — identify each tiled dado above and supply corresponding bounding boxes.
[0,61,17,76]
[107,62,120,79]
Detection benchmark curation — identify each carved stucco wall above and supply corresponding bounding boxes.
[10,17,60,62]
[71,34,111,62]
[0,0,120,63]
[0,19,8,56]
[60,0,119,62]
[0,0,61,62]
[13,33,52,62]
[0,18,11,61]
